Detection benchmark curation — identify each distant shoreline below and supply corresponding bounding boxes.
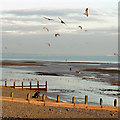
[1,60,119,66]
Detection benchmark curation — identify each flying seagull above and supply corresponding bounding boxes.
[43,17,54,20]
[43,27,49,32]
[55,33,60,37]
[58,17,66,24]
[48,43,51,47]
[84,8,88,17]
[78,26,82,29]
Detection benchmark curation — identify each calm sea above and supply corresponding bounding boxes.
[2,53,118,63]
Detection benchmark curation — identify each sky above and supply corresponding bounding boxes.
[0,0,119,56]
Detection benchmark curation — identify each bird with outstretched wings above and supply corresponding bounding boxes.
[78,26,82,29]
[58,17,66,24]
[43,17,54,20]
[55,33,60,37]
[43,27,49,32]
[84,8,88,17]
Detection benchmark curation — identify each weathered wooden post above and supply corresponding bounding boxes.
[27,93,30,103]
[42,94,45,102]
[72,97,75,106]
[85,95,88,105]
[10,92,13,100]
[30,81,32,90]
[37,81,39,89]
[5,81,7,87]
[13,82,15,89]
[22,82,23,89]
[45,81,47,91]
[114,99,117,107]
[57,95,60,103]
[100,98,103,108]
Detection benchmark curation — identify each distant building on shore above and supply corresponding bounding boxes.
[114,53,120,56]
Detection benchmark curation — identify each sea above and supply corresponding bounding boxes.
[0,53,119,106]
[1,53,119,63]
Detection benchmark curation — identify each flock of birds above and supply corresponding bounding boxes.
[42,8,89,47]
[4,8,89,50]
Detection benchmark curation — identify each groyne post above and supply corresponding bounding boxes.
[72,97,75,106]
[114,99,117,107]
[57,95,60,103]
[22,82,23,89]
[42,94,46,106]
[37,81,39,89]
[45,81,47,91]
[42,94,45,102]
[85,95,88,105]
[10,92,13,100]
[27,93,30,103]
[13,82,15,89]
[5,81,7,87]
[30,81,32,90]
[100,98,103,108]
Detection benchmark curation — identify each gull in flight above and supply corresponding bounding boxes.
[43,17,54,20]
[58,17,66,25]
[43,27,49,32]
[48,43,51,47]
[78,26,82,29]
[84,8,88,17]
[55,33,60,37]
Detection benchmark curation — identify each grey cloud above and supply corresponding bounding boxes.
[2,8,103,17]
[1,9,106,26]
[1,8,117,35]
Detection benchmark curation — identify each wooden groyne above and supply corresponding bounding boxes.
[3,81,47,91]
[1,93,118,112]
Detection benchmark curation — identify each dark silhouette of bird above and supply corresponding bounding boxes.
[84,8,88,17]
[43,27,49,32]
[43,17,54,20]
[48,43,50,47]
[58,17,66,24]
[55,33,60,37]
[78,26,82,29]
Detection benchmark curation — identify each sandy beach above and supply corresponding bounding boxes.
[1,60,120,119]
[1,87,119,119]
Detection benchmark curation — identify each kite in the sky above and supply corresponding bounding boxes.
[43,17,54,20]
[58,17,66,24]
[84,8,88,17]
[55,33,60,37]
[43,27,49,32]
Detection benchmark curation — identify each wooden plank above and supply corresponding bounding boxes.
[13,85,46,87]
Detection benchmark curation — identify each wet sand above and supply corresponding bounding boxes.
[1,60,119,85]
[1,87,120,119]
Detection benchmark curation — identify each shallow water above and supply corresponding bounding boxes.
[1,67,119,106]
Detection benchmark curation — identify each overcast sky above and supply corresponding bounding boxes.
[1,0,119,56]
